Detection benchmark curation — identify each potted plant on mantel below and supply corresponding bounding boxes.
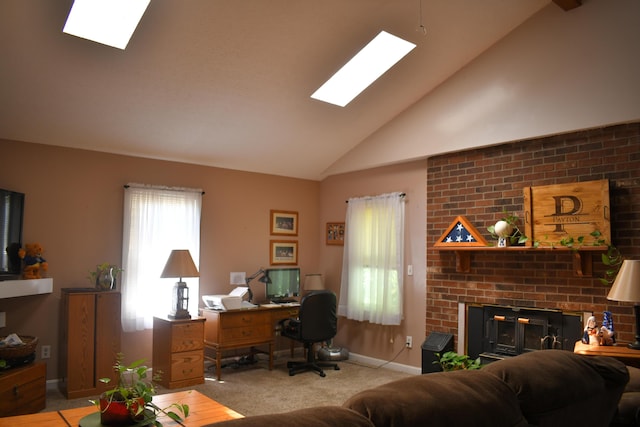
[89,353,189,426]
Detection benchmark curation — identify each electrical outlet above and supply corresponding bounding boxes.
[41,345,51,359]
[406,336,413,349]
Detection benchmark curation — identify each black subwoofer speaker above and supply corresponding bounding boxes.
[421,332,454,374]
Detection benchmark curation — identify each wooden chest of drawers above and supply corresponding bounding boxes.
[0,362,46,416]
[152,316,205,389]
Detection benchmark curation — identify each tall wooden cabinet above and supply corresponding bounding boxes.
[59,288,121,399]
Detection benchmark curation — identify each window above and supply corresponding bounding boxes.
[121,184,202,332]
[338,192,404,325]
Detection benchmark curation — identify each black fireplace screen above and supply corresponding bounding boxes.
[466,304,582,362]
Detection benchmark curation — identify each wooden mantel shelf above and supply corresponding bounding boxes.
[435,246,607,277]
[0,278,53,299]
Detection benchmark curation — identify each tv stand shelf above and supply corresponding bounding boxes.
[0,278,53,299]
[436,246,607,277]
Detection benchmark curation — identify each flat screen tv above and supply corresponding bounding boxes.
[0,189,25,280]
[265,268,300,302]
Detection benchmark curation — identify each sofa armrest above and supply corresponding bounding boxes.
[483,349,629,426]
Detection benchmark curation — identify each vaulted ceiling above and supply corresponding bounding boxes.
[1,1,560,180]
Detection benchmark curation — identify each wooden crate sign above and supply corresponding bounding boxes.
[523,179,610,247]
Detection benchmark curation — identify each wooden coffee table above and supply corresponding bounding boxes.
[0,390,243,427]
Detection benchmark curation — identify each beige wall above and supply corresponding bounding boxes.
[326,0,640,176]
[319,160,427,369]
[0,139,320,379]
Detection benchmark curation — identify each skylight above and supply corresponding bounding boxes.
[63,0,151,50]
[311,31,416,107]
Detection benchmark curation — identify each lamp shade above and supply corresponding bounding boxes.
[161,249,199,279]
[304,273,324,291]
[607,260,640,302]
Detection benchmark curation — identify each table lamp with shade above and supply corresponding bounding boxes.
[304,273,324,292]
[607,259,640,350]
[161,249,199,319]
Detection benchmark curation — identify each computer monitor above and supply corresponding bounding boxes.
[265,268,300,301]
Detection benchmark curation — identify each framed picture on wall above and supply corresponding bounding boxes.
[270,240,298,265]
[270,210,298,236]
[326,222,345,245]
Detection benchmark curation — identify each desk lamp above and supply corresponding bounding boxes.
[304,274,325,292]
[161,249,199,319]
[245,268,270,303]
[607,259,640,349]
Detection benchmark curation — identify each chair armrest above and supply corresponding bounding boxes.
[280,318,301,337]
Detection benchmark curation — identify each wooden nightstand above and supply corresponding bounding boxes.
[152,316,205,389]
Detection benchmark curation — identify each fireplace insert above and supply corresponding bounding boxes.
[466,304,583,363]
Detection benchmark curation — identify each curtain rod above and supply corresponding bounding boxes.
[346,192,405,203]
[124,184,205,195]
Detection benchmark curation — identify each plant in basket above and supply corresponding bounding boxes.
[90,353,189,426]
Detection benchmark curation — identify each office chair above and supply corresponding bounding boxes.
[279,290,340,377]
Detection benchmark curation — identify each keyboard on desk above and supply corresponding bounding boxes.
[271,298,297,304]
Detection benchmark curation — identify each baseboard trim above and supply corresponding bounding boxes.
[347,352,421,375]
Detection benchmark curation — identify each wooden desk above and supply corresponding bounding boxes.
[574,341,640,367]
[60,390,243,427]
[202,304,300,380]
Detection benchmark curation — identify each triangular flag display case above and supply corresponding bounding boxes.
[434,216,488,247]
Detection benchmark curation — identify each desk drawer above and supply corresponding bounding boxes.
[221,311,270,328]
[222,324,271,345]
[170,350,204,382]
[171,322,204,352]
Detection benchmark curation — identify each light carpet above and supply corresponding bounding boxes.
[45,353,414,417]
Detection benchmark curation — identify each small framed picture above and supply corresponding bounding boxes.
[326,222,345,245]
[270,210,298,236]
[270,240,298,265]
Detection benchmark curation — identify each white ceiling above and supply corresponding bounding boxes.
[0,0,554,180]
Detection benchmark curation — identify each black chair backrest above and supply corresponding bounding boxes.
[298,290,337,343]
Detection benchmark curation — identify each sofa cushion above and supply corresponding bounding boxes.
[343,369,528,427]
[201,406,375,427]
[483,349,629,426]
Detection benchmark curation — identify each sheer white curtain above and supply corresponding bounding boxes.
[338,192,405,325]
[121,184,202,332]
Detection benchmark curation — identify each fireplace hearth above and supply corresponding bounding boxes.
[466,304,584,363]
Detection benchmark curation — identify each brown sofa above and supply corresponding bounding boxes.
[205,350,630,427]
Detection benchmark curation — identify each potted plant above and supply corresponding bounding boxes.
[487,211,528,247]
[90,353,189,426]
[89,262,124,290]
[434,351,482,372]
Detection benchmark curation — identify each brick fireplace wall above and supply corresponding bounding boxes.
[426,121,640,349]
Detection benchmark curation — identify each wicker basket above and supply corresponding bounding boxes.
[0,336,38,359]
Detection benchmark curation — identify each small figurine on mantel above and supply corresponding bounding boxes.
[583,315,599,345]
[599,311,616,346]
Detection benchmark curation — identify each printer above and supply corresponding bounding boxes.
[202,294,242,310]
[202,286,249,311]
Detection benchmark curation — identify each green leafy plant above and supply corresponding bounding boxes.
[487,211,528,246]
[88,262,124,289]
[601,244,624,286]
[434,351,482,371]
[532,230,623,285]
[90,353,189,426]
